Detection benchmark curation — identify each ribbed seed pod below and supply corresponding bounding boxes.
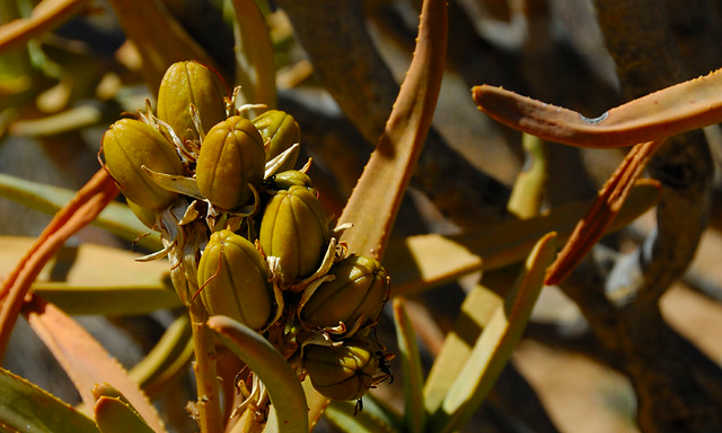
[252,110,300,170]
[197,230,272,330]
[157,61,226,142]
[102,119,184,209]
[269,170,312,190]
[301,255,388,335]
[126,199,157,229]
[303,339,387,401]
[196,116,265,210]
[259,185,329,285]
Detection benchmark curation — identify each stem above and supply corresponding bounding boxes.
[161,206,224,432]
[188,299,223,433]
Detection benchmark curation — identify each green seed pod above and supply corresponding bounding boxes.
[252,110,300,169]
[126,199,157,229]
[102,119,184,210]
[157,61,226,142]
[196,116,265,210]
[270,170,312,190]
[197,230,272,330]
[303,339,388,401]
[301,255,388,335]
[260,185,329,285]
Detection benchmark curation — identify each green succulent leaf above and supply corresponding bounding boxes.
[8,104,102,137]
[94,396,156,433]
[423,286,502,416]
[359,394,403,431]
[34,283,179,315]
[507,134,548,219]
[427,232,557,433]
[129,315,193,393]
[0,174,161,250]
[207,315,308,433]
[392,299,426,433]
[0,237,176,315]
[325,400,399,433]
[0,367,100,433]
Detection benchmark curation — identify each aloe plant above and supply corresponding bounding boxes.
[1,1,721,433]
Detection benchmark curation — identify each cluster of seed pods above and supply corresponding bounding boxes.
[101,61,391,404]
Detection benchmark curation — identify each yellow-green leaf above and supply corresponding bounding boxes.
[392,299,425,433]
[325,400,399,433]
[94,396,155,433]
[0,237,175,315]
[0,367,100,433]
[34,283,179,315]
[507,134,547,219]
[9,104,102,137]
[0,174,162,250]
[129,315,192,393]
[207,315,308,433]
[427,233,557,433]
[423,286,502,416]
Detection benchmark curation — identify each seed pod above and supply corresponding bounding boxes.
[157,61,226,142]
[126,199,157,229]
[269,170,312,190]
[196,116,265,210]
[301,255,388,335]
[303,339,388,401]
[259,185,329,285]
[197,230,272,330]
[252,110,300,170]
[102,119,184,209]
